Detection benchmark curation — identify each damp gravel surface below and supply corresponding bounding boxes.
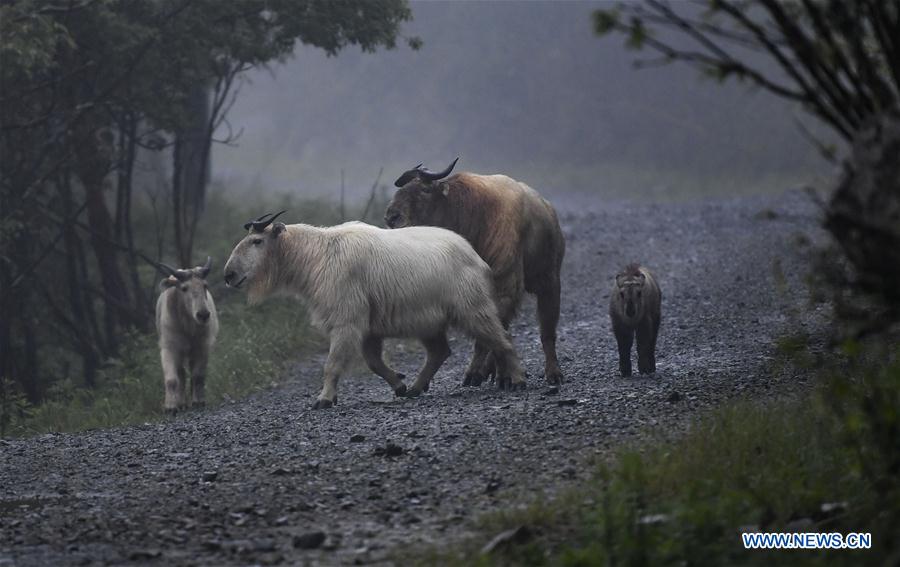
[1,191,826,566]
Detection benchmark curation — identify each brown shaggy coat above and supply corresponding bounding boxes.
[386,171,565,384]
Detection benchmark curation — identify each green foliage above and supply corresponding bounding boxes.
[825,342,900,518]
[431,349,900,565]
[0,374,31,438]
[592,9,619,36]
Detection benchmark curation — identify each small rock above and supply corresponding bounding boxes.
[201,471,218,482]
[666,391,682,403]
[350,434,366,443]
[253,539,277,552]
[128,549,161,560]
[557,399,578,406]
[271,467,291,476]
[374,443,404,457]
[544,386,560,396]
[294,531,327,550]
[481,525,533,554]
[485,480,501,494]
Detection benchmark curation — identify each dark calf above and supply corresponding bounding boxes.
[608,264,661,377]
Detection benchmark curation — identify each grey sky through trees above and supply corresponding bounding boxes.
[213,1,829,201]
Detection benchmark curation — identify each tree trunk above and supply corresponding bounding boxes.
[74,122,134,353]
[172,84,211,267]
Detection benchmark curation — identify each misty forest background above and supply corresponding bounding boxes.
[3,0,900,564]
[0,0,830,431]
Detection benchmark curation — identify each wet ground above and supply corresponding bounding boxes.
[0,191,826,566]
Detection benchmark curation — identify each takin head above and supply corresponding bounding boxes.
[385,157,459,229]
[615,264,647,321]
[158,257,214,324]
[223,210,288,292]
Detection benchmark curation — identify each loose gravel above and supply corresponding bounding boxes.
[0,191,826,566]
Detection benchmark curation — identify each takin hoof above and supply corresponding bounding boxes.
[497,377,527,391]
[463,372,485,387]
[312,397,337,410]
[164,407,179,417]
[404,385,425,398]
[393,382,407,397]
[545,369,564,385]
[191,401,206,410]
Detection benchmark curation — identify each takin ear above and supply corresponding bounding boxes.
[440,181,451,197]
[160,275,179,289]
[272,222,286,236]
[615,274,627,288]
[639,272,646,283]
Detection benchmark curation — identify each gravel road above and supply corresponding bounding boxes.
[0,191,824,566]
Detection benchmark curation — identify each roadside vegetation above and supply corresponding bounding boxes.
[424,340,899,566]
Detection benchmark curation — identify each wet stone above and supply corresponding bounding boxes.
[293,530,327,550]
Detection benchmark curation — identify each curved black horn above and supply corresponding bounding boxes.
[393,158,459,187]
[247,210,287,233]
[157,262,191,281]
[418,157,459,182]
[199,256,212,278]
[243,212,274,231]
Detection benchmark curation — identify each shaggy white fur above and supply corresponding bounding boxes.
[224,221,524,407]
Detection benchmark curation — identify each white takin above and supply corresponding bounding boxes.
[223,211,525,409]
[155,257,219,412]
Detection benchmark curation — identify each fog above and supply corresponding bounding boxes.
[213,1,828,202]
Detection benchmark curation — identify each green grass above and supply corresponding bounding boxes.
[423,346,900,566]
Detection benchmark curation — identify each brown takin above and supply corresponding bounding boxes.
[155,257,219,412]
[608,264,661,377]
[385,158,565,386]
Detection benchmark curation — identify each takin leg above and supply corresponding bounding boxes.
[463,341,490,387]
[362,335,407,397]
[475,283,522,384]
[637,317,657,375]
[535,277,564,385]
[406,334,451,398]
[461,311,525,391]
[160,347,184,413]
[177,364,188,409]
[612,320,634,377]
[189,346,209,409]
[314,326,361,409]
